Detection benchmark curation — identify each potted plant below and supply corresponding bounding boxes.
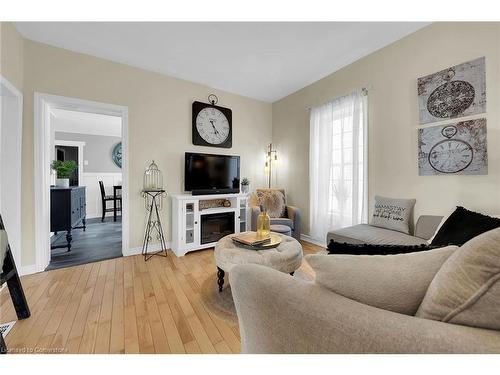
[51,160,77,188]
[241,177,250,194]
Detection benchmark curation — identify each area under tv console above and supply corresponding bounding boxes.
[171,193,249,256]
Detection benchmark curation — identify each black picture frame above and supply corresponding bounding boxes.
[192,101,232,148]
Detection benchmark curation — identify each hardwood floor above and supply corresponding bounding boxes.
[48,217,122,271]
[0,241,322,354]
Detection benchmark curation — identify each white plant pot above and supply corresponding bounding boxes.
[241,185,249,194]
[56,178,70,188]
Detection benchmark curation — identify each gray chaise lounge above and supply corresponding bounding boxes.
[326,215,443,245]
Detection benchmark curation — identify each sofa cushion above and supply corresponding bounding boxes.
[327,224,427,246]
[416,228,500,330]
[270,218,294,230]
[430,206,500,247]
[371,196,416,234]
[306,246,457,315]
[415,215,444,240]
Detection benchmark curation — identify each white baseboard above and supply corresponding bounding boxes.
[85,213,120,220]
[18,264,38,277]
[300,234,326,248]
[18,242,170,276]
[123,241,171,257]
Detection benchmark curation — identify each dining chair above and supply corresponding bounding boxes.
[98,181,121,222]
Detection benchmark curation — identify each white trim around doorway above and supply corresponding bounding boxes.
[0,76,23,269]
[34,93,129,273]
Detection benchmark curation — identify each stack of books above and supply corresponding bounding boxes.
[232,231,271,246]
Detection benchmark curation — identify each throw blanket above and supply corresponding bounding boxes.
[328,240,439,255]
[0,229,8,274]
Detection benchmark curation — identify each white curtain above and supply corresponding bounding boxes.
[309,90,368,243]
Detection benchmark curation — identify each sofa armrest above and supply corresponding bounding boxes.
[415,215,443,240]
[286,205,301,240]
[230,264,500,353]
[250,206,261,231]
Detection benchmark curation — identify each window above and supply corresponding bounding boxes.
[309,89,368,243]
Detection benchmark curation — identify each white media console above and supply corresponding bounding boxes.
[171,193,249,256]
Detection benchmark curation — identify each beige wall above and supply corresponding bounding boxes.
[9,21,500,265]
[0,22,24,90]
[272,22,500,236]
[20,39,272,266]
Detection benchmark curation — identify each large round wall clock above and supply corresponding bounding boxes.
[192,95,232,148]
[428,125,473,174]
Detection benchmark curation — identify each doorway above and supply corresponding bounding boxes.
[34,93,129,273]
[53,140,85,188]
[55,145,79,186]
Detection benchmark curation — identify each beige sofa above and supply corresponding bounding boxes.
[230,256,500,353]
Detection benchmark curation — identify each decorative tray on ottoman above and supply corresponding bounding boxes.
[231,231,282,250]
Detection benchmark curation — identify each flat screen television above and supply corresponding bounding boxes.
[185,152,240,195]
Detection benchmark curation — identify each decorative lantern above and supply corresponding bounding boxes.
[142,160,165,211]
[143,160,163,190]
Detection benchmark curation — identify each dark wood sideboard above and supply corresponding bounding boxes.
[50,186,87,251]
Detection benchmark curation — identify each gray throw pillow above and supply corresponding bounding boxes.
[371,195,416,234]
[306,246,457,315]
[416,227,500,330]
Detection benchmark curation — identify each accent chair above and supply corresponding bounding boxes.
[250,188,301,240]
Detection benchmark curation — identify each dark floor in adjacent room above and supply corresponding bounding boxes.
[47,216,122,271]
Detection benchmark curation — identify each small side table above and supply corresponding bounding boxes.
[141,189,168,261]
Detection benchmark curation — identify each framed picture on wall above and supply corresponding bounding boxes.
[418,118,488,176]
[417,57,486,124]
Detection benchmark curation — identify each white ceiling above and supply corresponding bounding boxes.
[51,108,122,137]
[15,22,430,102]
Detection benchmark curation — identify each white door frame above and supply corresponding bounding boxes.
[54,139,86,186]
[34,93,129,272]
[0,76,23,268]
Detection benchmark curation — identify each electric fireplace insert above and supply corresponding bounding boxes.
[201,212,235,244]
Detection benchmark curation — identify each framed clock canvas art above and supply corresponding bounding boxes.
[192,100,232,148]
[418,118,488,176]
[417,57,486,124]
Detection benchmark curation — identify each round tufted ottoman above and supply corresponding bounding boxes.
[214,233,303,292]
[270,224,292,236]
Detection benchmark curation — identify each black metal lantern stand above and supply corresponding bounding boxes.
[141,189,168,261]
[141,161,167,261]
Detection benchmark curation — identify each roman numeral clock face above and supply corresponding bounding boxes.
[197,107,229,144]
[428,139,473,173]
[192,101,232,148]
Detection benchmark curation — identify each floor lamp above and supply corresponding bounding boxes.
[265,143,277,188]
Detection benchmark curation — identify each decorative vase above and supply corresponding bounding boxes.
[256,206,270,238]
[241,184,249,194]
[56,178,70,188]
